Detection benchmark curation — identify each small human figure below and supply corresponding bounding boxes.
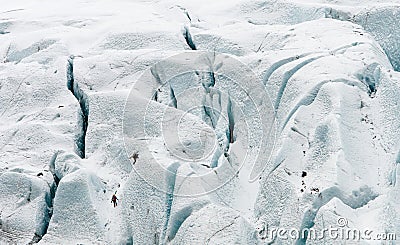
[111,193,118,207]
[130,151,139,164]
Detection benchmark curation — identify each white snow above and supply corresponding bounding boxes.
[0,0,400,244]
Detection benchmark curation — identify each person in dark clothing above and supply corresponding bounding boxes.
[111,193,118,207]
[130,151,139,164]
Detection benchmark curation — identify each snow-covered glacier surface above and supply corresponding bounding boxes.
[1,0,400,244]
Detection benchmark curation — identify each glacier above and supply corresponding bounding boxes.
[0,0,400,244]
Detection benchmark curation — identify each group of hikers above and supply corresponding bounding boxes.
[111,151,139,207]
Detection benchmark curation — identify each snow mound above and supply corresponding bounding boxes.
[41,169,106,244]
[354,6,400,71]
[0,172,50,243]
[172,204,257,244]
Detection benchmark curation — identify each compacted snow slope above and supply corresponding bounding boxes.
[0,0,400,244]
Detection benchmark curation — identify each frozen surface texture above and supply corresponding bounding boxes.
[0,0,399,244]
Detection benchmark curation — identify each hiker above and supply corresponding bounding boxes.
[130,151,139,164]
[111,193,118,207]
